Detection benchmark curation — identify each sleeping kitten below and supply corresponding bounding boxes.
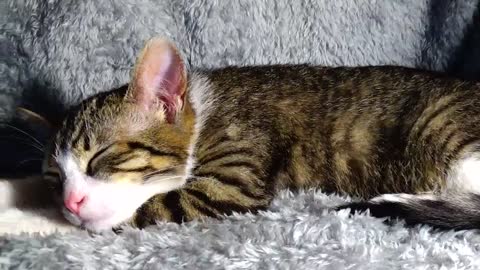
[40,38,480,232]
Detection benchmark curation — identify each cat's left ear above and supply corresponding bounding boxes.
[129,38,187,123]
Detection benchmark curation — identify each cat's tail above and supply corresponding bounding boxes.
[336,193,480,230]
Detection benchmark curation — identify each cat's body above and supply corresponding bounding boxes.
[192,65,479,197]
[41,39,480,232]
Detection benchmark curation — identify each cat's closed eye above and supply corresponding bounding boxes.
[82,142,179,182]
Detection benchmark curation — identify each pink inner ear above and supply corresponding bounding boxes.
[134,39,186,121]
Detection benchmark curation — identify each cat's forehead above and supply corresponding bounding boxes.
[54,92,165,154]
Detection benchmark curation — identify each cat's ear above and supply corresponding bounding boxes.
[15,107,53,132]
[129,38,187,123]
[13,107,54,142]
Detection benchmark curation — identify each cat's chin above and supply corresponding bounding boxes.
[81,217,127,233]
[62,206,131,232]
[56,153,187,232]
[62,208,83,227]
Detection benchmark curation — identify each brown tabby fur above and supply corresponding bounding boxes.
[43,42,480,229]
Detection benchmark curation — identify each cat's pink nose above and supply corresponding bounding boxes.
[64,191,86,215]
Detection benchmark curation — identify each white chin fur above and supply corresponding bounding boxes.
[65,179,186,232]
[61,179,185,232]
[58,154,186,232]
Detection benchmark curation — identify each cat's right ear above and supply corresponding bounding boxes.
[15,107,53,134]
[0,108,54,174]
[128,38,187,123]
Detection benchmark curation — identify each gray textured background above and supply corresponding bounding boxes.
[1,0,480,269]
[2,0,480,122]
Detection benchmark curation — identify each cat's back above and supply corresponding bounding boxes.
[195,64,480,121]
[204,64,479,100]
[187,64,480,195]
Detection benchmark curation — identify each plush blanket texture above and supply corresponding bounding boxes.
[2,182,480,269]
[1,0,480,269]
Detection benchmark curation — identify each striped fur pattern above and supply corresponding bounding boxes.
[43,38,480,232]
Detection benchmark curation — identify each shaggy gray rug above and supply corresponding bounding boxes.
[1,0,480,269]
[2,188,480,269]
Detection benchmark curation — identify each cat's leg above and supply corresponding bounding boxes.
[338,97,480,230]
[445,152,480,193]
[338,148,480,230]
[372,152,480,200]
[363,151,480,202]
[131,176,273,227]
[0,176,54,209]
[0,180,16,210]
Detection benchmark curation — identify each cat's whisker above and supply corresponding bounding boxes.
[142,171,183,180]
[0,124,45,148]
[25,143,45,154]
[141,165,185,179]
[0,135,44,150]
[0,136,45,153]
[14,158,44,169]
[142,175,184,185]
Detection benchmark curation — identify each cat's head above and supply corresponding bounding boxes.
[42,38,196,232]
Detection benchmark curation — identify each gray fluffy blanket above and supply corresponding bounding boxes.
[2,189,480,269]
[1,0,480,269]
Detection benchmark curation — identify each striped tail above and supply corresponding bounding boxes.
[336,193,480,230]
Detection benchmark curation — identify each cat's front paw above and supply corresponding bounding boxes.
[130,196,170,229]
[130,213,155,229]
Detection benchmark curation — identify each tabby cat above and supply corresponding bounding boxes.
[39,38,480,232]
